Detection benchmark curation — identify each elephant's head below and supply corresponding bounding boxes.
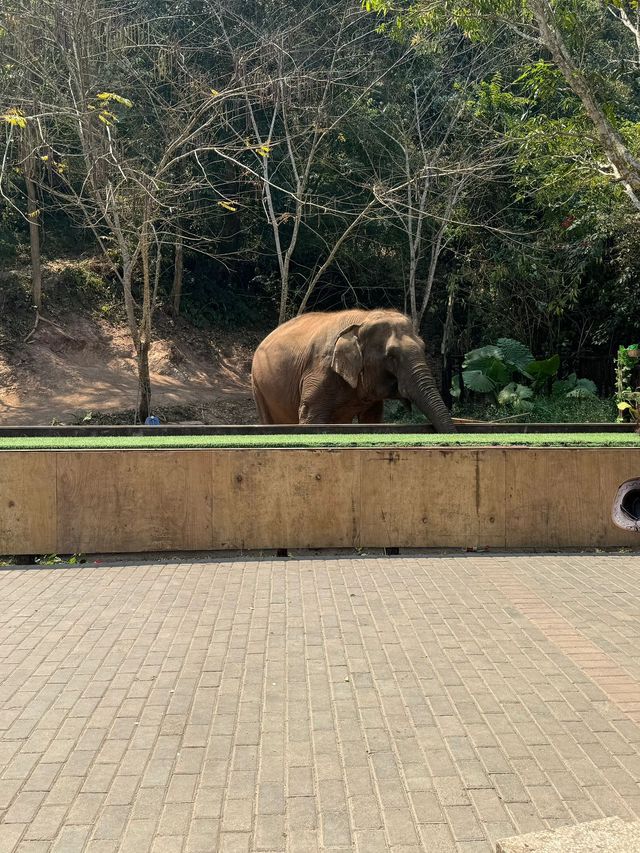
[330,310,455,432]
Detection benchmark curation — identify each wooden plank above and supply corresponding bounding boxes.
[359,449,506,549]
[505,449,640,548]
[211,449,360,549]
[3,447,639,555]
[0,452,57,554]
[598,450,640,547]
[210,450,288,550]
[506,449,587,548]
[477,449,507,549]
[56,451,213,552]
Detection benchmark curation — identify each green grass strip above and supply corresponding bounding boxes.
[0,433,639,450]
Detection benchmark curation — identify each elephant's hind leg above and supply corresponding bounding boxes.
[252,381,275,424]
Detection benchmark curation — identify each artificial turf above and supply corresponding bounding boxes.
[0,433,639,450]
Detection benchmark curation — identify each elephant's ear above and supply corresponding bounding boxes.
[331,325,362,389]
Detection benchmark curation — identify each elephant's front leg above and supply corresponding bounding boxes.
[298,400,334,424]
[297,373,338,424]
[357,401,384,424]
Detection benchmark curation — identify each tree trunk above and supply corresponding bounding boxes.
[137,215,154,422]
[136,339,152,422]
[278,266,290,325]
[172,237,183,317]
[408,247,418,331]
[441,283,457,405]
[529,0,640,208]
[25,170,42,312]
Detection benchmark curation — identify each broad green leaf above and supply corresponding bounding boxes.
[462,369,495,393]
[526,355,560,380]
[573,377,597,395]
[450,374,461,400]
[463,345,502,367]
[497,382,533,405]
[566,386,597,399]
[496,338,534,370]
[552,373,577,396]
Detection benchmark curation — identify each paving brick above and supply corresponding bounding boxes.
[0,824,26,852]
[92,804,131,840]
[22,805,67,841]
[186,818,220,852]
[3,792,45,824]
[410,790,445,824]
[445,805,485,842]
[221,798,253,832]
[354,829,388,852]
[254,813,285,850]
[256,781,285,815]
[51,826,91,853]
[4,556,640,853]
[321,809,351,847]
[119,819,157,852]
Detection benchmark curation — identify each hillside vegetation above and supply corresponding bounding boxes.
[2,0,640,422]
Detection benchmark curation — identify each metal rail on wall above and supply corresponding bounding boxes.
[0,422,635,437]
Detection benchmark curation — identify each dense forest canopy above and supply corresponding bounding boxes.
[1,0,639,417]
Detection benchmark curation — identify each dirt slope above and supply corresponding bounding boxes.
[0,310,260,425]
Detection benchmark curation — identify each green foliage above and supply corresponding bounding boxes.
[497,382,534,407]
[454,338,599,412]
[527,355,561,390]
[457,338,543,401]
[34,553,86,565]
[494,338,535,372]
[615,344,640,423]
[0,272,34,340]
[552,373,598,399]
[53,264,121,317]
[459,369,498,394]
[0,0,639,390]
[455,395,617,423]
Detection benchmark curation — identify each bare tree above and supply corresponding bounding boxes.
[370,76,502,332]
[1,0,259,419]
[373,102,469,329]
[0,9,43,316]
[216,0,397,322]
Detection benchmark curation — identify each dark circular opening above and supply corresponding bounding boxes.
[621,489,640,522]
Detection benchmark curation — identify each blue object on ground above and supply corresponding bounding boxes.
[144,416,161,426]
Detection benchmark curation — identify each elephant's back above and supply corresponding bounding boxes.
[254,309,370,358]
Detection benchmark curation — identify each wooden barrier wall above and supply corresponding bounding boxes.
[1,448,639,554]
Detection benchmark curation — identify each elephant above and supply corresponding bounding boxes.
[251,308,455,430]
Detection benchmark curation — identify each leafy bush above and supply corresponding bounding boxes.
[452,338,598,412]
[454,396,617,423]
[0,272,36,340]
[615,344,640,424]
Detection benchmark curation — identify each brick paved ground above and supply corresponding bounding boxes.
[1,554,640,852]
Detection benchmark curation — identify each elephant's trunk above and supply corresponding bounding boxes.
[399,357,456,433]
